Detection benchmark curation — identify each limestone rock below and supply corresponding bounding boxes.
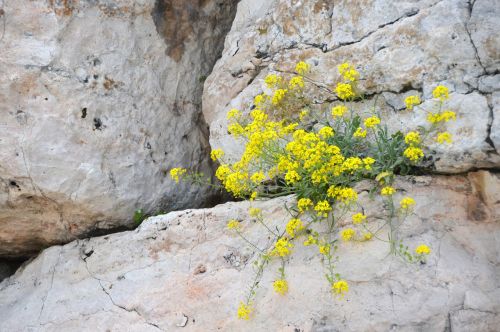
[203,0,500,172]
[0,174,499,331]
[0,0,237,257]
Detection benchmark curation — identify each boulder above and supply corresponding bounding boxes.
[203,0,500,172]
[0,0,237,258]
[0,174,499,331]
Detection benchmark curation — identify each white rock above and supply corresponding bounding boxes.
[0,0,238,257]
[0,174,499,331]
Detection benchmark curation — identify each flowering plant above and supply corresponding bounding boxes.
[171,62,455,319]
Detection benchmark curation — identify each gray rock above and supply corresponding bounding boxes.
[0,0,237,258]
[0,174,499,331]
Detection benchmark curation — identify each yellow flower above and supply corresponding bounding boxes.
[400,197,416,210]
[210,148,224,161]
[272,237,293,257]
[227,108,241,120]
[299,109,309,121]
[363,233,373,241]
[237,302,252,320]
[314,200,332,218]
[436,132,452,144]
[332,280,349,297]
[265,74,280,88]
[404,95,421,110]
[273,279,288,295]
[364,116,381,128]
[295,61,310,75]
[297,198,313,212]
[341,228,356,241]
[303,235,317,246]
[318,126,335,139]
[249,207,262,217]
[415,244,431,255]
[286,218,304,238]
[227,219,240,230]
[228,122,245,136]
[331,105,347,118]
[250,191,258,201]
[432,85,449,101]
[352,212,366,224]
[362,157,376,170]
[319,243,330,255]
[250,171,266,184]
[170,167,186,183]
[381,186,396,196]
[353,127,367,138]
[254,94,265,106]
[403,146,424,162]
[405,131,421,145]
[285,170,301,184]
[272,89,287,105]
[338,63,359,81]
[289,76,305,89]
[335,83,354,100]
[215,164,231,181]
[441,110,456,122]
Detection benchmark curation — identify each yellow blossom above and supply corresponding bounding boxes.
[400,197,416,210]
[314,200,332,218]
[338,63,359,81]
[254,94,265,106]
[332,280,349,297]
[289,76,305,89]
[272,237,293,257]
[363,157,376,170]
[404,146,424,162]
[228,122,245,136]
[319,243,331,255]
[170,167,186,183]
[318,126,335,139]
[210,148,224,161]
[272,89,287,105]
[265,74,280,88]
[303,235,317,246]
[250,191,258,201]
[363,233,373,241]
[227,219,240,230]
[364,116,381,128]
[295,61,310,75]
[436,132,452,144]
[299,109,309,121]
[249,207,262,217]
[335,83,354,100]
[297,198,313,212]
[250,171,266,184]
[405,131,421,145]
[285,170,301,184]
[432,85,449,101]
[353,127,367,138]
[352,213,366,224]
[227,108,241,120]
[331,105,347,118]
[273,279,288,295]
[215,164,231,181]
[286,218,304,238]
[237,302,252,320]
[404,95,421,110]
[415,244,431,255]
[441,110,456,122]
[341,228,356,241]
[381,186,396,196]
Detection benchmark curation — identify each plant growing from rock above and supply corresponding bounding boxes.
[170,61,455,320]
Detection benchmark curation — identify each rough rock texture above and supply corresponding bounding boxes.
[0,0,237,258]
[203,0,500,172]
[0,173,499,331]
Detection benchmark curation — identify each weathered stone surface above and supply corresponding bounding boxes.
[0,0,237,257]
[0,174,499,331]
[203,0,500,172]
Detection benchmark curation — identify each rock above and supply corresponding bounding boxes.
[0,174,499,331]
[0,0,238,258]
[203,0,500,172]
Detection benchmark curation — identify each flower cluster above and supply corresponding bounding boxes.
[170,63,456,320]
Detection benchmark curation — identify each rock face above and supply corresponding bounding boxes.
[0,174,499,331]
[0,0,237,258]
[203,0,500,172]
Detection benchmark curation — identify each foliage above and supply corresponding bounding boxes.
[170,61,455,319]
